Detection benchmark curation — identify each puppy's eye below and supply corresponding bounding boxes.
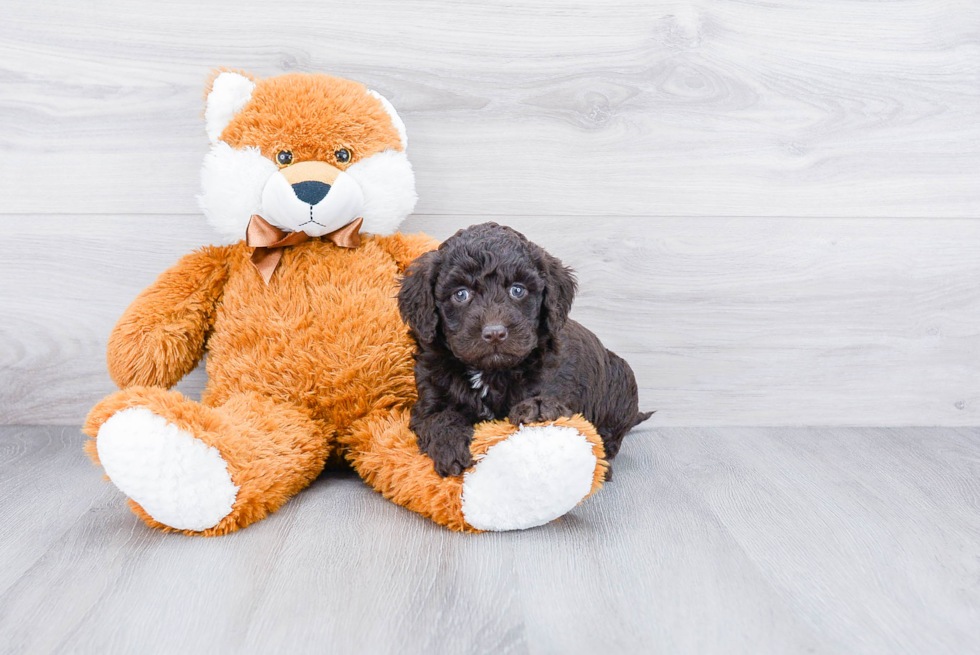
[509,284,526,299]
[276,150,293,166]
[335,148,351,163]
[453,288,471,303]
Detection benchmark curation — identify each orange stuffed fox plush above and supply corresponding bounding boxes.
[83,70,608,536]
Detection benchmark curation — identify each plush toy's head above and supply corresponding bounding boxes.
[198,70,417,241]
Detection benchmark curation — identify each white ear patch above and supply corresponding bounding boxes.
[367,89,408,150]
[345,149,417,235]
[205,72,256,144]
[198,142,278,242]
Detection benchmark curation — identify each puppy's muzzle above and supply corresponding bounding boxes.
[261,160,365,237]
[482,324,509,344]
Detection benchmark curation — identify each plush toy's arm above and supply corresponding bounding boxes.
[107,245,231,389]
[373,232,440,273]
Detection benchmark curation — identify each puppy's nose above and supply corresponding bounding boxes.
[482,324,508,344]
[292,180,331,205]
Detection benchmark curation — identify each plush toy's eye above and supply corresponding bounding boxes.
[335,148,351,164]
[509,284,526,299]
[453,288,471,303]
[276,150,293,166]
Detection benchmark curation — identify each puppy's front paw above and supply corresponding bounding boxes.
[508,396,572,425]
[413,411,476,477]
[429,435,474,477]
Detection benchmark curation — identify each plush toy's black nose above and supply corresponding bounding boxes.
[482,324,509,344]
[292,181,331,205]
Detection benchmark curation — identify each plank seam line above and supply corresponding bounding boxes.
[2,214,978,220]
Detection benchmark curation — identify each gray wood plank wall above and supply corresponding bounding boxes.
[1,0,978,426]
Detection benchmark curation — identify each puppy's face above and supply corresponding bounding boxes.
[399,223,576,370]
[435,242,543,369]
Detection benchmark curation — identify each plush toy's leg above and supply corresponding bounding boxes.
[343,409,608,532]
[83,387,331,536]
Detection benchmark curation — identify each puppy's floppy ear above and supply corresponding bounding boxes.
[398,250,441,343]
[533,245,577,338]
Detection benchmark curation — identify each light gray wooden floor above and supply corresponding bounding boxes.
[1,425,977,655]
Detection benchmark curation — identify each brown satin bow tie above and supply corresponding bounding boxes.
[246,214,363,283]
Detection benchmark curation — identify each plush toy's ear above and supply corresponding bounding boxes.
[532,245,577,341]
[367,89,408,150]
[398,250,441,343]
[205,71,257,144]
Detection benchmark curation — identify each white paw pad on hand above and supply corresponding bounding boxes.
[96,408,239,532]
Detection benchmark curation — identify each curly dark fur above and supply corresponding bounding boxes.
[398,222,652,477]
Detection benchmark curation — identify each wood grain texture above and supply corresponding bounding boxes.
[0,0,978,217]
[0,425,977,654]
[2,214,977,426]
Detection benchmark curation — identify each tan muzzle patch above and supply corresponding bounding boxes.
[280,160,342,185]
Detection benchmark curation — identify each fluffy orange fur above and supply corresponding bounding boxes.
[84,71,607,535]
[219,73,402,168]
[347,411,606,533]
[84,233,609,535]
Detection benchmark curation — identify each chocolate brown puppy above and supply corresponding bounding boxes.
[398,222,652,477]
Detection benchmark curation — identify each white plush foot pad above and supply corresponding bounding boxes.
[461,424,598,531]
[96,407,239,532]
